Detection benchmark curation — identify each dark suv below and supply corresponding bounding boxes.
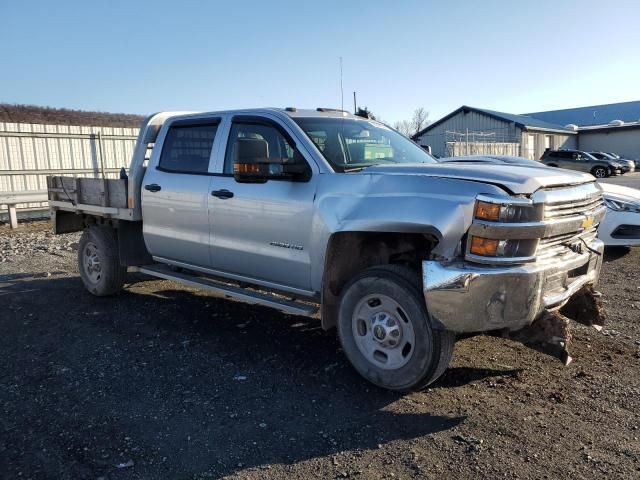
[540,149,622,178]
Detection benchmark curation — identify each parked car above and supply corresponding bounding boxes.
[439,155,639,247]
[598,183,640,247]
[606,152,640,171]
[540,149,622,178]
[46,109,606,391]
[589,152,635,173]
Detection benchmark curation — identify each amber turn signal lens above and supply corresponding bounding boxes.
[234,163,260,174]
[470,236,499,256]
[474,201,501,221]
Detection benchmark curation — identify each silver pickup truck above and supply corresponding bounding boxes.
[47,108,606,391]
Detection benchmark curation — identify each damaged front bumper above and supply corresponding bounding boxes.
[423,237,604,334]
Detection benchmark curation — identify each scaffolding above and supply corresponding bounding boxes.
[445,129,521,157]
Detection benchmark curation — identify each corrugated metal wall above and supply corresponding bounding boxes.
[577,129,640,160]
[0,122,139,218]
[415,109,520,157]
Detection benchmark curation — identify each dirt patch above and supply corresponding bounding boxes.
[1,222,639,479]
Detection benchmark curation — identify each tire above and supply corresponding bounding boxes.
[337,265,455,392]
[546,163,558,168]
[78,225,126,296]
[591,166,608,178]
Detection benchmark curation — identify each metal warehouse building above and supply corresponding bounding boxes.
[415,101,640,161]
[413,106,577,159]
[527,100,640,161]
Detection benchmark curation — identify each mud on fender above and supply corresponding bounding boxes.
[503,286,605,366]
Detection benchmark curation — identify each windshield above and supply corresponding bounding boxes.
[293,117,437,171]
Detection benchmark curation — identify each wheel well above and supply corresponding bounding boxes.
[320,231,438,330]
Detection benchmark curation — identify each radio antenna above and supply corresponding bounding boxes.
[339,57,344,112]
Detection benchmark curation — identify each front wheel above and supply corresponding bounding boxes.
[591,166,608,178]
[337,265,455,391]
[78,225,127,296]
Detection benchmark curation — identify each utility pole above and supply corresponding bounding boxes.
[353,91,357,114]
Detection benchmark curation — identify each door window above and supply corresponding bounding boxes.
[158,122,218,174]
[224,122,307,176]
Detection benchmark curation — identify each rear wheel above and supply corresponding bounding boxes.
[337,265,455,391]
[78,225,126,296]
[591,166,608,178]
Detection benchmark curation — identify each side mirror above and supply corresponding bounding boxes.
[233,138,310,183]
[233,138,272,183]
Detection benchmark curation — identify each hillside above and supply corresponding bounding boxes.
[0,104,144,128]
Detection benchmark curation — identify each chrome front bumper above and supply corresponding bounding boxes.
[423,238,604,333]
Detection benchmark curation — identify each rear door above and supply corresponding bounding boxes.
[208,116,317,291]
[555,151,572,169]
[141,117,221,267]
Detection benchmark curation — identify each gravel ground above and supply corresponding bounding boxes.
[0,221,639,480]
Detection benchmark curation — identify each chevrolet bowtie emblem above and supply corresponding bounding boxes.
[582,216,594,229]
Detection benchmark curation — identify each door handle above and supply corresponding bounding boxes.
[144,184,162,192]
[211,189,234,199]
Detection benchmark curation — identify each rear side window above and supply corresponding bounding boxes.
[159,122,218,174]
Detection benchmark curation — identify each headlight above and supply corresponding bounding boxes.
[474,196,540,223]
[469,236,537,258]
[603,197,640,213]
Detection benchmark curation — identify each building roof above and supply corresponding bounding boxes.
[525,100,640,127]
[413,105,575,139]
[577,120,640,133]
[472,107,575,132]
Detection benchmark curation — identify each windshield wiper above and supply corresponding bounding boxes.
[343,166,367,173]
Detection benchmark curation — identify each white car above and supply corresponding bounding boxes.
[599,183,640,247]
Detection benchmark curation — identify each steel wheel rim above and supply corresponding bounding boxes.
[83,242,102,284]
[351,294,416,370]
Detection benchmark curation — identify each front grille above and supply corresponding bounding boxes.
[534,183,604,260]
[543,193,603,220]
[536,227,598,259]
[611,224,640,239]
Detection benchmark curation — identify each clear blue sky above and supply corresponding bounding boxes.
[2,0,639,124]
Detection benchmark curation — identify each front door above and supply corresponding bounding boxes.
[208,119,317,291]
[141,119,220,267]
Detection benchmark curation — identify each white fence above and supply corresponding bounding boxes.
[0,122,139,223]
[446,141,521,157]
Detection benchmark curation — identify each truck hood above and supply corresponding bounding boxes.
[364,163,594,194]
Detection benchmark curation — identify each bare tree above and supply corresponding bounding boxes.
[393,120,412,137]
[410,108,429,137]
[393,108,430,138]
[355,106,376,120]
